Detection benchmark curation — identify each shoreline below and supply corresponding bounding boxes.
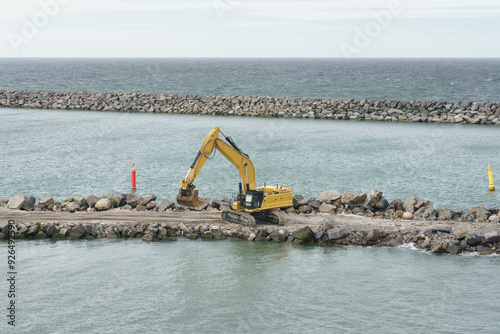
[1,188,499,256]
[1,209,499,256]
[1,89,499,125]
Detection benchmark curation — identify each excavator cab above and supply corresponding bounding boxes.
[244,190,263,210]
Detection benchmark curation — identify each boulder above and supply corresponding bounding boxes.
[138,194,157,206]
[402,212,413,220]
[477,245,494,256]
[446,243,462,255]
[437,208,453,220]
[341,192,367,206]
[470,205,491,220]
[158,199,175,212]
[210,226,227,240]
[103,191,124,207]
[319,204,336,213]
[211,197,230,209]
[72,195,88,208]
[453,227,468,240]
[466,234,482,246]
[146,201,157,210]
[123,193,140,207]
[326,228,347,241]
[94,198,114,211]
[309,200,322,210]
[39,196,54,208]
[389,199,404,211]
[268,229,287,242]
[318,190,341,203]
[366,229,379,242]
[292,194,305,208]
[7,195,25,210]
[484,231,500,243]
[298,205,312,214]
[375,197,389,210]
[86,195,99,208]
[292,226,313,241]
[66,202,80,212]
[367,189,383,206]
[21,195,36,211]
[403,197,417,213]
[488,215,500,223]
[69,226,85,239]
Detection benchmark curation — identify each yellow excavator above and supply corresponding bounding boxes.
[177,127,293,226]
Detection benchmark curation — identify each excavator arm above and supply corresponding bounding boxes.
[177,127,256,207]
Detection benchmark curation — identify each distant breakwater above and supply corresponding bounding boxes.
[1,90,500,125]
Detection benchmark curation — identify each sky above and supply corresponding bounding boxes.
[0,0,499,58]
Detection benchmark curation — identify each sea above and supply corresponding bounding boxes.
[0,58,499,333]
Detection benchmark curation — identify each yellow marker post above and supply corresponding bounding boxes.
[488,162,495,191]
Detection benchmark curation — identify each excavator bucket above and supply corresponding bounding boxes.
[177,188,201,207]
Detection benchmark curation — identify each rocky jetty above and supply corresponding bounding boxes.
[1,90,500,125]
[1,189,499,255]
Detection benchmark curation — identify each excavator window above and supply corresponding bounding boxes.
[245,191,263,210]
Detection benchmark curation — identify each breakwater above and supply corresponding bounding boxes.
[1,90,500,125]
[2,189,500,255]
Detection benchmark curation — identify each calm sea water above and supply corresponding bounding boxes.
[1,58,499,334]
[5,239,499,334]
[0,58,500,102]
[1,108,499,210]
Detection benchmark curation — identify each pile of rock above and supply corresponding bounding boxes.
[2,189,500,225]
[1,89,499,125]
[288,189,500,224]
[1,191,173,213]
[1,220,499,256]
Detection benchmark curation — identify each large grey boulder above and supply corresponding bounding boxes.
[326,228,347,240]
[292,226,313,241]
[123,193,140,207]
[470,205,491,220]
[7,195,25,210]
[158,199,175,212]
[39,196,54,208]
[484,231,500,243]
[21,195,36,211]
[138,195,157,206]
[86,195,99,208]
[367,189,383,206]
[94,198,114,211]
[66,202,80,212]
[103,191,124,207]
[211,197,230,209]
[437,207,453,220]
[375,197,389,210]
[72,195,88,208]
[318,190,341,203]
[341,192,367,206]
[403,197,417,213]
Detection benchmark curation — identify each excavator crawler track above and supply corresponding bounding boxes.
[221,210,287,227]
[221,210,256,227]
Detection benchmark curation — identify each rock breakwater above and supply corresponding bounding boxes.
[1,90,500,125]
[1,189,499,255]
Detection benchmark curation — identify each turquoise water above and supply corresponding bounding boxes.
[3,239,498,334]
[1,108,500,210]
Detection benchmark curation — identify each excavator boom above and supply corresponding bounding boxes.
[177,127,256,207]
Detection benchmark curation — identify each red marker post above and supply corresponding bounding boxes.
[131,163,137,192]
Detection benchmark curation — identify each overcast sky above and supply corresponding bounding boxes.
[0,0,499,57]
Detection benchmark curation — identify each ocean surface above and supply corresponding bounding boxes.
[0,58,500,102]
[1,108,499,210]
[7,239,500,334]
[1,58,499,333]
